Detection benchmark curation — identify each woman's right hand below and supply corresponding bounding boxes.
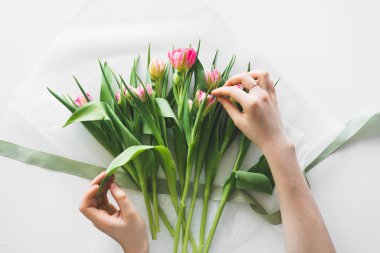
[211,70,291,155]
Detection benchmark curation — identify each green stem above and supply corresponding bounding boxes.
[203,180,234,253]
[141,181,156,240]
[158,204,199,252]
[182,165,201,253]
[173,145,195,253]
[203,135,250,252]
[199,181,211,252]
[152,166,160,233]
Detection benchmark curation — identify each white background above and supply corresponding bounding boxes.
[1,0,380,252]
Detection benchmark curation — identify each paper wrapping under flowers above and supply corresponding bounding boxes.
[0,0,344,252]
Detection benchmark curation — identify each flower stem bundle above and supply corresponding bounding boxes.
[49,43,277,252]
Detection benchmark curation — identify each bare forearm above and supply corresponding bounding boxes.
[264,140,335,253]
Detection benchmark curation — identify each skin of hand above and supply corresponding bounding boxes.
[212,71,336,253]
[79,172,149,253]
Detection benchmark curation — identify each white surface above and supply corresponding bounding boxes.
[0,0,380,253]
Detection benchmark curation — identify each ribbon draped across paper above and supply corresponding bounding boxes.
[1,111,379,224]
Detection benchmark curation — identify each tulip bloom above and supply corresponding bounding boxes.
[194,90,216,116]
[149,58,165,82]
[115,91,121,104]
[205,69,221,90]
[168,48,197,72]
[135,84,153,102]
[74,93,93,107]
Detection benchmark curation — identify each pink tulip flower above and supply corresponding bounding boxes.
[205,69,221,90]
[134,84,153,102]
[115,91,121,103]
[194,89,216,116]
[149,58,166,82]
[74,93,93,107]
[168,48,197,72]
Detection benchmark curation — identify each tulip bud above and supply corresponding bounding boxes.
[194,90,207,108]
[168,47,197,72]
[149,58,165,82]
[115,91,122,104]
[188,99,193,111]
[74,93,93,107]
[135,84,153,102]
[204,94,216,115]
[205,69,221,90]
[173,72,181,86]
[194,89,216,116]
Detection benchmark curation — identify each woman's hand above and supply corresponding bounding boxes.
[79,172,148,253]
[212,70,291,155]
[213,70,335,252]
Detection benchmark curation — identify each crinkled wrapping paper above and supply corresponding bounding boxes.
[0,0,345,252]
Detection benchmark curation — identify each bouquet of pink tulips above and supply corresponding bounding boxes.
[48,43,276,253]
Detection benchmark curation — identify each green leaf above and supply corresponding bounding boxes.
[48,88,119,155]
[249,155,274,187]
[211,50,218,70]
[63,102,110,127]
[64,101,140,148]
[146,43,151,83]
[205,131,220,186]
[73,76,91,102]
[155,98,178,124]
[99,62,115,110]
[47,88,76,112]
[143,123,153,135]
[234,171,273,194]
[122,78,164,145]
[221,55,236,80]
[130,56,140,87]
[194,58,206,91]
[274,78,280,87]
[99,145,179,211]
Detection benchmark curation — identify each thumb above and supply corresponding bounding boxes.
[110,182,132,215]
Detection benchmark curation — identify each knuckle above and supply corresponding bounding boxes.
[128,209,138,218]
[117,193,127,201]
[261,71,269,78]
[260,93,270,103]
[247,100,259,109]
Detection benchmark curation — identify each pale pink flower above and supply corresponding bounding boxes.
[134,84,153,102]
[194,90,207,108]
[194,89,216,116]
[74,93,93,107]
[205,69,221,90]
[168,48,197,72]
[149,58,166,81]
[115,91,121,103]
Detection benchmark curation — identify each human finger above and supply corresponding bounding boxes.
[211,86,250,106]
[90,171,107,186]
[79,184,100,220]
[217,97,243,127]
[110,182,132,215]
[249,70,272,92]
[224,72,257,90]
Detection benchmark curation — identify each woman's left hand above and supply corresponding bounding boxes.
[79,172,148,253]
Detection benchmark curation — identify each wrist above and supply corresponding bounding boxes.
[261,135,295,159]
[122,241,149,253]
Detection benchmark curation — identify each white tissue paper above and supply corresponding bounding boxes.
[0,0,345,252]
